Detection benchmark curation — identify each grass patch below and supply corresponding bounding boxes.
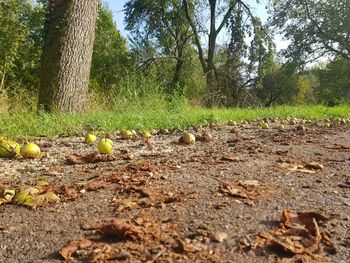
[0,102,349,137]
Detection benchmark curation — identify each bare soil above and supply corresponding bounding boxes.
[0,121,349,263]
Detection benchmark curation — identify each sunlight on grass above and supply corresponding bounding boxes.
[0,102,349,137]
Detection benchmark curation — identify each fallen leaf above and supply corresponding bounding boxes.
[196,132,213,142]
[325,144,350,150]
[84,180,108,191]
[176,239,207,252]
[297,168,316,174]
[239,180,259,187]
[115,198,138,211]
[66,152,115,165]
[305,162,324,170]
[82,219,142,241]
[59,239,95,261]
[251,209,335,261]
[221,155,243,162]
[211,232,228,243]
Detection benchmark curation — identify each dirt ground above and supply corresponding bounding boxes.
[0,120,349,263]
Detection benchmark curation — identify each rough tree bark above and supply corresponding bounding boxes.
[38,0,99,112]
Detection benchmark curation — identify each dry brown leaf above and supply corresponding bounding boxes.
[60,239,93,261]
[221,155,243,162]
[239,180,259,187]
[83,219,142,241]
[305,162,324,170]
[115,198,138,211]
[84,180,108,191]
[176,239,207,253]
[325,144,350,150]
[196,132,213,142]
[279,163,318,174]
[66,152,115,165]
[251,209,335,261]
[224,186,249,199]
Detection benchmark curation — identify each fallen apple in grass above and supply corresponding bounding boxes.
[98,139,113,154]
[0,140,20,158]
[277,124,285,131]
[261,122,269,129]
[20,143,41,159]
[181,132,196,144]
[85,133,97,143]
[142,130,151,139]
[120,130,134,140]
[228,120,237,126]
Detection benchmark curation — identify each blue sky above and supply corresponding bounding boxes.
[104,0,288,50]
[104,0,128,36]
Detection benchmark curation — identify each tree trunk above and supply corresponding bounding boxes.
[38,0,99,112]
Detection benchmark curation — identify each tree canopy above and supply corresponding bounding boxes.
[269,0,350,64]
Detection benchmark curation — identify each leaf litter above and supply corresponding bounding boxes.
[1,121,350,262]
[249,209,336,261]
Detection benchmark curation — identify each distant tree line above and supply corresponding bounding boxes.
[0,0,348,111]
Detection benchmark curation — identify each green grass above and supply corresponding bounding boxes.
[0,102,349,137]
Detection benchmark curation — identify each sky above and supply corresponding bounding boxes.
[104,0,288,50]
[105,0,127,36]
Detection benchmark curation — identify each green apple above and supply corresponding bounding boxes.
[228,120,237,126]
[289,119,296,125]
[120,130,134,140]
[182,132,196,144]
[85,133,97,143]
[98,139,113,154]
[277,124,285,131]
[142,130,151,139]
[102,138,113,145]
[0,140,20,158]
[261,122,269,129]
[20,143,41,159]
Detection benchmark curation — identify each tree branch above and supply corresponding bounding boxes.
[182,0,207,72]
[216,1,237,35]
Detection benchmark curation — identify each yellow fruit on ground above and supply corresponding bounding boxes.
[100,138,113,145]
[261,122,269,129]
[20,143,41,159]
[121,130,134,140]
[142,130,151,139]
[98,140,113,154]
[182,132,196,144]
[277,124,285,131]
[228,120,237,126]
[0,140,20,158]
[85,133,97,143]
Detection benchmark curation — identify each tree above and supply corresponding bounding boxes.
[38,0,99,112]
[182,0,271,106]
[315,58,350,105]
[269,0,350,64]
[90,3,130,92]
[124,0,194,93]
[255,63,299,106]
[0,0,30,93]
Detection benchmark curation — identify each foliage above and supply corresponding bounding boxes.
[255,63,299,106]
[124,0,199,94]
[269,0,350,64]
[90,3,131,92]
[314,58,350,105]
[0,0,44,94]
[181,0,274,106]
